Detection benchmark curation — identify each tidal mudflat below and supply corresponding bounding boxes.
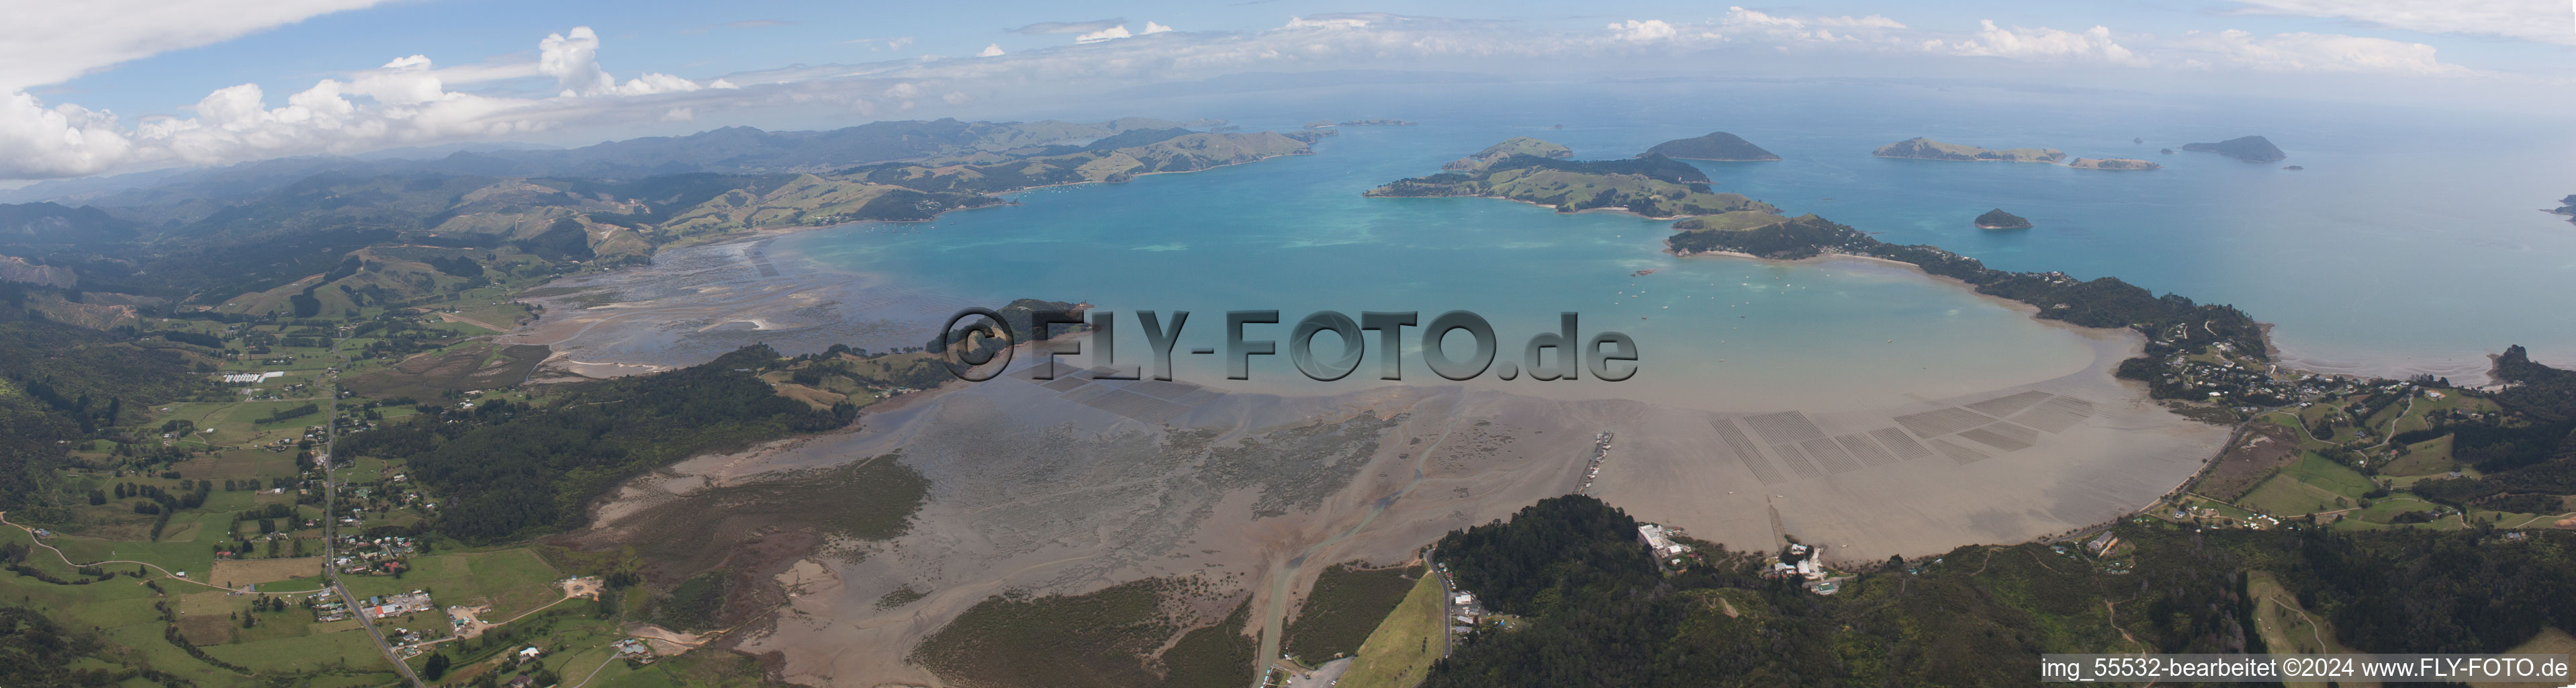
[569,310,2218,685]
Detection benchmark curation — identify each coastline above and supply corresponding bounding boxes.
[502,146,1322,380]
[1671,247,2160,347]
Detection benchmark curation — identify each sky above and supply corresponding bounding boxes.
[3,0,2569,181]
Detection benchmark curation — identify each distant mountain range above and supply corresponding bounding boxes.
[0,116,1307,316]
[1,117,1218,207]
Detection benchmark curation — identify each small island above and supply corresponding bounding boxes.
[1873,137,2065,163]
[1974,208,2033,229]
[1371,139,1778,218]
[2180,135,2285,163]
[2160,148,2174,155]
[1442,136,1573,171]
[2282,165,2305,171]
[1305,118,1418,128]
[1639,131,1780,161]
[2068,158,2161,171]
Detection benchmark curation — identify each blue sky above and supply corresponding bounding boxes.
[4,0,2568,181]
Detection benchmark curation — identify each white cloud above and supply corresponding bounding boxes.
[977,44,1007,57]
[2227,0,2574,45]
[1722,7,1806,32]
[1142,22,1175,35]
[1283,15,1377,30]
[0,0,389,91]
[1947,19,2145,65]
[539,26,718,97]
[1720,7,1894,43]
[2177,30,2469,74]
[539,27,615,96]
[1075,25,1133,44]
[1814,14,1907,30]
[0,25,725,179]
[1607,19,1679,42]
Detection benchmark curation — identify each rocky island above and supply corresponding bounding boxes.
[2181,135,2286,163]
[1974,208,2033,229]
[2068,157,2161,170]
[1639,131,1780,161]
[1305,118,1418,128]
[1371,139,1777,218]
[1873,137,2066,163]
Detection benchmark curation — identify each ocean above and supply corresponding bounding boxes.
[774,79,2576,404]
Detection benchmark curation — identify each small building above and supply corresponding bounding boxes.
[518,646,543,660]
[1451,593,1475,606]
[1637,524,1688,557]
[2086,532,2121,556]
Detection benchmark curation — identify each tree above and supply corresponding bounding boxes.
[423,653,451,681]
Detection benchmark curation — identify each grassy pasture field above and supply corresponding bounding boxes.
[1285,562,1422,662]
[2237,453,2375,517]
[1336,568,1448,688]
[342,548,565,620]
[210,557,323,586]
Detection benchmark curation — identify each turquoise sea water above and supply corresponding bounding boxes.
[780,81,2576,402]
[780,120,2099,410]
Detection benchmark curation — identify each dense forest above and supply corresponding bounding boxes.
[338,345,856,542]
[1422,495,2576,688]
[0,282,210,511]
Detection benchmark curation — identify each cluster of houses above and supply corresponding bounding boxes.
[2170,504,2291,530]
[355,591,436,621]
[331,534,420,575]
[1446,589,1483,638]
[1576,431,1614,494]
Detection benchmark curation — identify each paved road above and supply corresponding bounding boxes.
[316,329,428,688]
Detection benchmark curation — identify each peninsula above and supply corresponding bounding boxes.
[1873,137,2065,163]
[1639,131,1780,161]
[1370,140,1777,218]
[2067,157,2160,170]
[2181,135,2286,163]
[2553,194,2576,223]
[1974,208,2033,229]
